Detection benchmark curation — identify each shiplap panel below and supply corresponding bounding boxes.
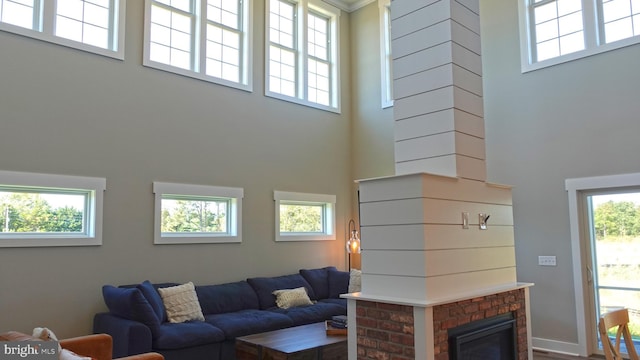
[395,132,455,162]
[451,21,481,55]
[452,42,482,75]
[452,64,483,96]
[361,267,517,301]
[394,132,485,163]
[451,0,480,34]
[395,110,456,141]
[358,172,512,204]
[456,0,480,15]
[453,87,484,118]
[362,247,516,277]
[393,42,452,79]
[394,86,454,120]
[394,65,454,100]
[391,0,449,39]
[391,0,441,21]
[361,224,515,250]
[396,156,458,178]
[360,198,513,226]
[456,154,486,181]
[454,109,484,138]
[392,20,451,59]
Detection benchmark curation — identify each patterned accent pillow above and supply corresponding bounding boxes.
[348,269,362,293]
[272,287,314,309]
[157,282,205,323]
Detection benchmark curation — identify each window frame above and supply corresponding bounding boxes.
[274,190,336,242]
[142,0,253,92]
[0,0,126,60]
[153,181,243,244]
[265,0,341,113]
[0,170,106,247]
[378,0,393,108]
[518,0,640,72]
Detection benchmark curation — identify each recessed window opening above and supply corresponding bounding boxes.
[274,190,335,241]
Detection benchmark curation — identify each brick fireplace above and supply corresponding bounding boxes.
[342,0,533,359]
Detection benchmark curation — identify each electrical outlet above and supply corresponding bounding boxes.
[538,256,557,266]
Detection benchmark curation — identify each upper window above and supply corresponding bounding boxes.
[379,0,392,108]
[519,0,640,72]
[153,182,243,244]
[265,0,340,112]
[0,170,106,247]
[274,191,335,241]
[143,0,252,91]
[0,0,125,59]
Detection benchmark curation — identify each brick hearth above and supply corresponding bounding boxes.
[352,289,529,360]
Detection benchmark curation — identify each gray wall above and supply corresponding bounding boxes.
[0,1,353,337]
[351,0,640,352]
[481,0,640,346]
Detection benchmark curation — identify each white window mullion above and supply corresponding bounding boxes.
[299,1,308,101]
[198,0,207,74]
[584,0,601,46]
[40,0,53,34]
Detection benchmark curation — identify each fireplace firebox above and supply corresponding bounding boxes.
[448,313,517,360]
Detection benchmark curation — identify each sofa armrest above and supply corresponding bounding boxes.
[60,334,112,360]
[117,353,164,360]
[93,312,154,358]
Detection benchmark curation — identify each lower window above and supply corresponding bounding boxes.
[274,190,336,241]
[0,170,106,247]
[153,182,243,244]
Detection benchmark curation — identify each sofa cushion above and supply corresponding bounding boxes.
[268,302,346,326]
[204,310,294,339]
[247,274,316,310]
[102,285,160,330]
[319,298,347,307]
[299,266,336,300]
[152,321,225,350]
[196,281,259,315]
[327,269,350,298]
[138,281,167,323]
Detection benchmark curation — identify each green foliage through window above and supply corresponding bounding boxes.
[0,191,85,234]
[593,200,640,239]
[161,197,228,234]
[279,203,324,233]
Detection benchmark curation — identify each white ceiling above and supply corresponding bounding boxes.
[323,0,376,12]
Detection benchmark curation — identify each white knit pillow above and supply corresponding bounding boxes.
[348,269,362,293]
[158,282,205,323]
[273,287,314,309]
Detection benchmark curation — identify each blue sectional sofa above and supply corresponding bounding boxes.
[93,266,350,360]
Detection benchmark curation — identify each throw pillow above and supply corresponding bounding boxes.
[272,287,314,309]
[349,269,362,293]
[157,282,205,323]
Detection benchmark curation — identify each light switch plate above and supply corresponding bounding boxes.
[538,256,557,266]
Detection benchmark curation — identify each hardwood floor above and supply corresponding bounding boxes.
[532,350,603,359]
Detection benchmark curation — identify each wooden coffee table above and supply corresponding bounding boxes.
[235,322,347,360]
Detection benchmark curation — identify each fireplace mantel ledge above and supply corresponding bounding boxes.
[340,282,534,308]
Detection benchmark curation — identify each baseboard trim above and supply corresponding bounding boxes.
[532,337,582,356]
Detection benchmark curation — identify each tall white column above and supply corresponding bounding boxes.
[392,0,485,181]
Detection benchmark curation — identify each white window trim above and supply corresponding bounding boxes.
[518,0,640,73]
[142,0,253,92]
[378,0,393,109]
[0,170,106,247]
[0,0,126,60]
[153,182,243,244]
[565,172,640,357]
[264,0,341,113]
[274,190,336,241]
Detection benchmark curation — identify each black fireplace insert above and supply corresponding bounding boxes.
[448,312,517,360]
